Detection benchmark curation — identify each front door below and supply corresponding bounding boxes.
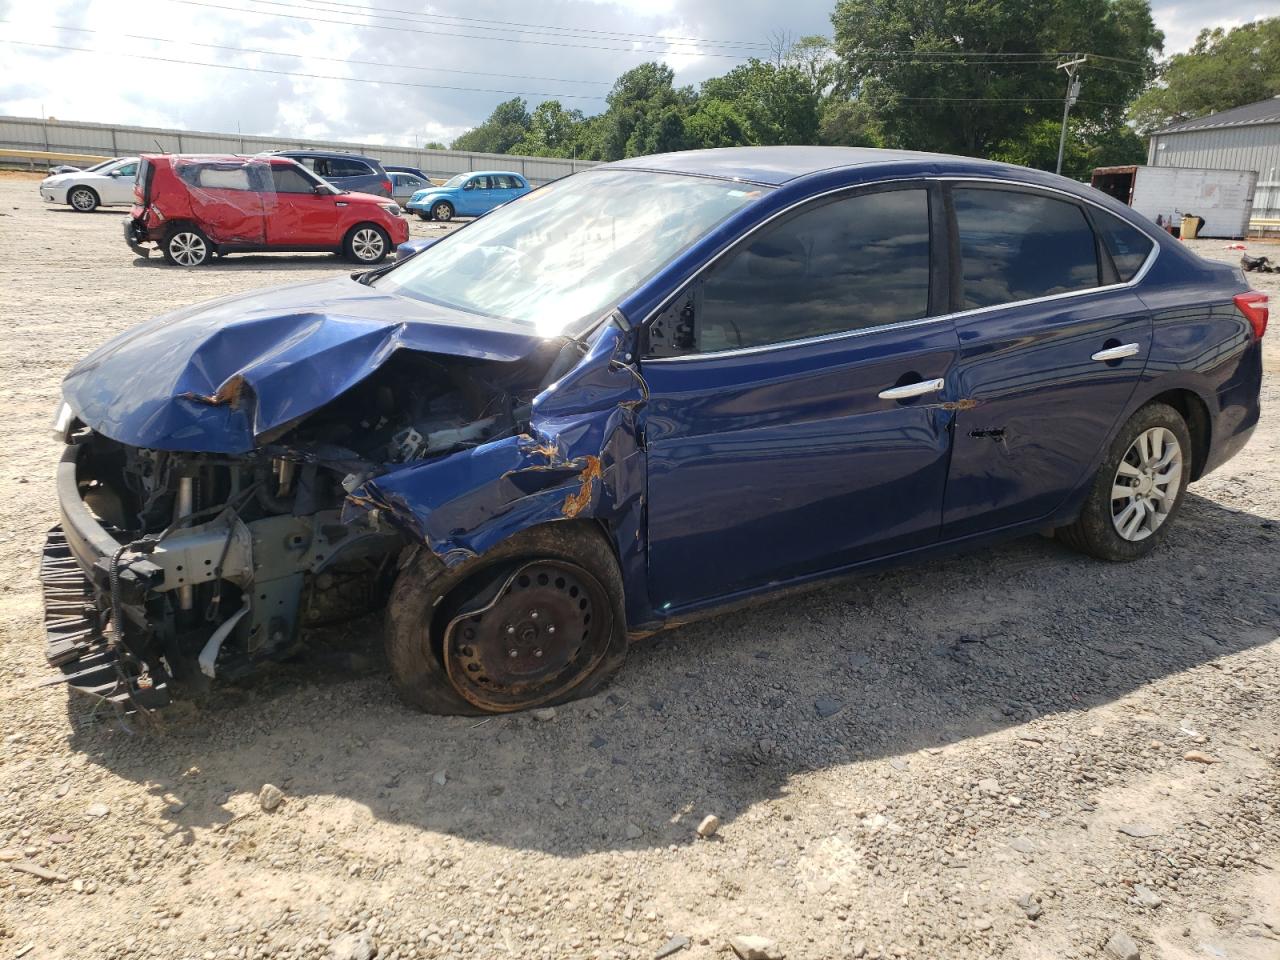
[940,185,1153,536]
[102,161,138,204]
[641,184,958,611]
[265,161,341,247]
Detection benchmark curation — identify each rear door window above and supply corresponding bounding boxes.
[952,188,1100,309]
[327,157,373,177]
[1091,209,1155,282]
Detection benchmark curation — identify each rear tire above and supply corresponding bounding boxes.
[344,223,390,264]
[68,187,98,212]
[431,201,454,222]
[1057,402,1192,561]
[385,524,628,715]
[162,226,211,266]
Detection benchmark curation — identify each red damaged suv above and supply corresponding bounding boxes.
[126,154,409,266]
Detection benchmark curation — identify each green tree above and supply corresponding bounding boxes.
[684,98,753,149]
[990,117,1145,179]
[450,97,532,153]
[817,98,881,147]
[596,63,696,161]
[830,0,1162,156]
[512,100,587,157]
[695,60,821,145]
[1130,18,1280,132]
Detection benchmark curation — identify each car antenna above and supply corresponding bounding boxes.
[153,138,167,155]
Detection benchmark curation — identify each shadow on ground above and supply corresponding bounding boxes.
[66,492,1280,854]
[128,253,367,272]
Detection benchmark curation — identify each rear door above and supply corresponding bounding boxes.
[941,184,1153,537]
[265,161,341,247]
[181,160,265,245]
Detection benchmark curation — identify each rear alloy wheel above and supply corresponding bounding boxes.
[345,224,390,264]
[1057,402,1192,561]
[431,201,454,222]
[68,187,98,212]
[163,227,211,266]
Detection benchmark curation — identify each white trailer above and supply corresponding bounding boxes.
[1090,165,1257,239]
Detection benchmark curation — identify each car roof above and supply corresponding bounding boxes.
[270,150,382,162]
[460,170,526,178]
[604,146,1017,186]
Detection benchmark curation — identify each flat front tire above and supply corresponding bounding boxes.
[1057,402,1193,561]
[385,525,629,715]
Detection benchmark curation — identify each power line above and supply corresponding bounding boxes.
[170,0,759,58]
[7,21,610,85]
[0,40,610,99]
[285,0,772,50]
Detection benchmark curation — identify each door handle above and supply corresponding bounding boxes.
[1091,343,1140,362]
[878,377,945,401]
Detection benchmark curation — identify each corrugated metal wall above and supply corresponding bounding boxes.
[0,114,598,185]
[1148,123,1280,224]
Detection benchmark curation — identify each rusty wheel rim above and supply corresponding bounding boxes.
[442,560,611,712]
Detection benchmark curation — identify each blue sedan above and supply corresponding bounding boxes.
[405,170,531,221]
[44,147,1265,715]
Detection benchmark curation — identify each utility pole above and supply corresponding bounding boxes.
[1055,56,1086,176]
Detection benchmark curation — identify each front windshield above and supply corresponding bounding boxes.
[442,173,468,188]
[377,169,766,336]
[83,159,118,173]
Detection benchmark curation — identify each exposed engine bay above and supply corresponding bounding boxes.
[50,341,588,708]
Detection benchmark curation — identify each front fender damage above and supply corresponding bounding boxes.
[342,325,646,569]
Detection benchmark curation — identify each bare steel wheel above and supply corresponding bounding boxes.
[1110,426,1183,541]
[443,560,612,712]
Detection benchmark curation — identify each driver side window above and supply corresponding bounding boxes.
[648,187,932,355]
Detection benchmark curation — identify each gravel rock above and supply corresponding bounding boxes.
[814,699,843,719]
[329,931,376,960]
[84,803,110,818]
[1116,823,1161,838]
[1183,751,1219,764]
[1015,893,1043,920]
[1130,885,1162,908]
[654,934,690,958]
[696,814,720,838]
[530,707,557,722]
[625,822,642,839]
[259,783,284,812]
[1104,932,1140,960]
[728,934,783,960]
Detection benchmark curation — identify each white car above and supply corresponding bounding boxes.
[40,157,140,212]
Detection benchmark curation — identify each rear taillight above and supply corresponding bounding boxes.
[1234,292,1268,339]
[381,179,392,195]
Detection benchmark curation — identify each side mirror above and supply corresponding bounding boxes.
[463,181,475,190]
[313,184,328,196]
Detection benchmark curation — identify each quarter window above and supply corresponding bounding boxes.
[326,157,374,178]
[662,188,932,353]
[179,163,253,191]
[953,188,1100,309]
[1091,209,1155,282]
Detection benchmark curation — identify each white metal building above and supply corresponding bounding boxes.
[1147,96,1280,231]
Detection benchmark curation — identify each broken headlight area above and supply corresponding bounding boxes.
[44,343,579,715]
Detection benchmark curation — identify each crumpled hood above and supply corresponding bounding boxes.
[62,276,550,453]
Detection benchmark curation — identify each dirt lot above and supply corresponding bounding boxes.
[0,173,1278,960]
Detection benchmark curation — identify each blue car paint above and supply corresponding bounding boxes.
[62,276,550,453]
[405,171,530,218]
[395,237,440,260]
[61,146,1262,637]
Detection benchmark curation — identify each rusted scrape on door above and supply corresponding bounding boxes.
[342,325,645,568]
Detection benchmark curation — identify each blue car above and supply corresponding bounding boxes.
[405,170,530,221]
[44,147,1265,715]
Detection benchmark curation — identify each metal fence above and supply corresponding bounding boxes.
[0,115,598,184]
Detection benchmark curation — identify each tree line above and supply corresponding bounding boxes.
[447,2,1279,181]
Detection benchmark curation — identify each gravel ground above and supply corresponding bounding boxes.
[1,172,1278,960]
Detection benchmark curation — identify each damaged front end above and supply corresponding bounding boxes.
[45,282,636,714]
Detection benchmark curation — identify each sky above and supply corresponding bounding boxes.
[0,0,1274,148]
